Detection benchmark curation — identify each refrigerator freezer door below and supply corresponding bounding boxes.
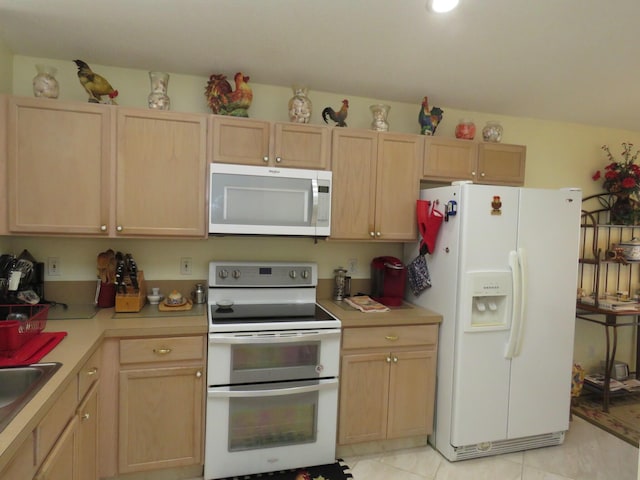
[506,188,581,439]
[451,185,520,445]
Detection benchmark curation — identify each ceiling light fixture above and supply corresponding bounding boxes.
[427,0,459,13]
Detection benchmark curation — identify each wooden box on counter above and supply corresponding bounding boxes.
[115,271,146,313]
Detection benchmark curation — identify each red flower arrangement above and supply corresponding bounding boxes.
[592,143,640,195]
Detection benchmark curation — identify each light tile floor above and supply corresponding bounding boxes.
[341,417,639,480]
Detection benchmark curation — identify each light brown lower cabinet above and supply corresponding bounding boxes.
[100,335,205,476]
[338,325,438,445]
[0,347,102,480]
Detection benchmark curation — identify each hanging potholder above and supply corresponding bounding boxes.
[407,254,432,295]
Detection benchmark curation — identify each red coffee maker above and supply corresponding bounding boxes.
[371,256,406,307]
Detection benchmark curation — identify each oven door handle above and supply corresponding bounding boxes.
[208,379,337,398]
[209,329,341,344]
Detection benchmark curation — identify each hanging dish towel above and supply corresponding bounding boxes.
[407,199,442,295]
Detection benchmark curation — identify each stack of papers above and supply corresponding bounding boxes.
[344,295,390,313]
[579,296,640,311]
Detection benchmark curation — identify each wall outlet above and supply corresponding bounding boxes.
[47,257,61,276]
[180,257,192,275]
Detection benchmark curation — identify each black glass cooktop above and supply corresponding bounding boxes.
[209,303,334,324]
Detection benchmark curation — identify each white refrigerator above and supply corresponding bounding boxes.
[404,183,581,461]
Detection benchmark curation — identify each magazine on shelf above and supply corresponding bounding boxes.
[584,374,640,392]
[579,296,640,312]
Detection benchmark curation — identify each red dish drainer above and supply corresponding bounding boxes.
[0,304,50,356]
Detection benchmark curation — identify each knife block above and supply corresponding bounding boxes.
[115,271,146,313]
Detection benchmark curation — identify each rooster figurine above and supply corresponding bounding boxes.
[418,96,443,135]
[73,59,119,104]
[205,72,253,117]
[322,99,349,127]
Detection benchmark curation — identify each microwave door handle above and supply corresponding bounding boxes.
[311,178,319,225]
[208,378,337,398]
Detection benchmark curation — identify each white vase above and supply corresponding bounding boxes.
[482,121,503,142]
[147,72,170,110]
[32,65,59,99]
[370,104,390,132]
[288,85,312,123]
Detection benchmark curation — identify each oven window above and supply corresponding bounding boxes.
[231,341,320,383]
[228,388,318,451]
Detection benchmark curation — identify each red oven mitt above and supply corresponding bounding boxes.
[417,199,444,255]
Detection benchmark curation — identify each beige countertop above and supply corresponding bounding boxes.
[318,299,442,327]
[0,305,208,472]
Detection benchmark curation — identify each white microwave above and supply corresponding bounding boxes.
[209,163,332,236]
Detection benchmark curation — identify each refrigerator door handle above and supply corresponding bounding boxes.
[514,247,528,356]
[505,248,526,359]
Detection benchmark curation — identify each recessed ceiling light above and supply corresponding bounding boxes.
[427,0,460,13]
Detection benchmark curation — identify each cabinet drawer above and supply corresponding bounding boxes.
[78,347,101,402]
[36,377,77,464]
[120,336,204,364]
[342,325,438,350]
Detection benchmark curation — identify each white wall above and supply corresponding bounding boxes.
[6,55,640,373]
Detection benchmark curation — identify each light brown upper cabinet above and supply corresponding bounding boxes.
[115,108,208,237]
[423,137,525,186]
[210,116,331,169]
[331,129,422,241]
[6,98,208,238]
[7,97,112,235]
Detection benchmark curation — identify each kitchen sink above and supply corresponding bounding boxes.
[0,362,62,433]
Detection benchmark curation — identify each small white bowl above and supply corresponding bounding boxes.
[147,294,163,305]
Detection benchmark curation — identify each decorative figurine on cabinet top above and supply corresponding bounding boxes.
[205,72,253,117]
[418,96,443,135]
[322,99,349,127]
[288,85,313,123]
[73,59,119,104]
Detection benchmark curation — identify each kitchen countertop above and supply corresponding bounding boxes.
[318,299,442,327]
[0,305,207,473]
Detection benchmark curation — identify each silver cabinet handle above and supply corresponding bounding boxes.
[196,371,202,378]
[263,156,269,162]
[275,157,282,163]
[116,225,123,232]
[100,225,107,232]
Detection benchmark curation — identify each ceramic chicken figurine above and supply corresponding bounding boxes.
[205,72,253,117]
[73,59,119,104]
[418,96,444,135]
[322,99,349,127]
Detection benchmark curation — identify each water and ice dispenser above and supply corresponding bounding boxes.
[466,272,512,330]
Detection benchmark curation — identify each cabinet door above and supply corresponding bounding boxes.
[387,349,437,439]
[477,143,526,185]
[34,416,78,480]
[338,352,390,444]
[272,123,331,169]
[76,382,99,480]
[330,129,378,240]
[422,136,477,182]
[0,433,36,480]
[118,365,204,473]
[0,95,8,235]
[7,97,111,235]
[116,109,207,237]
[210,116,270,165]
[374,133,422,241]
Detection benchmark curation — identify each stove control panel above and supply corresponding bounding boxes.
[209,261,317,287]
